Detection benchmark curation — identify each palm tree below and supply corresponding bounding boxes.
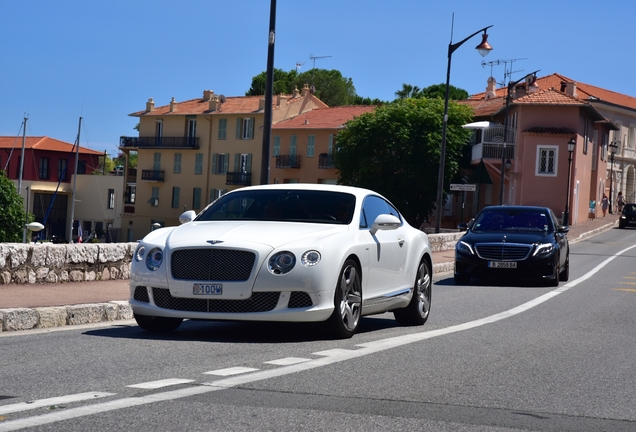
[395,84,422,99]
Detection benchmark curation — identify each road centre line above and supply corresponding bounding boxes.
[0,393,114,416]
[2,242,635,431]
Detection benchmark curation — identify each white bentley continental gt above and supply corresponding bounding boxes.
[130,184,433,338]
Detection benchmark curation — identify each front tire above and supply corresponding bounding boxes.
[326,259,362,339]
[134,313,183,333]
[394,259,432,326]
[548,256,560,287]
[559,254,570,281]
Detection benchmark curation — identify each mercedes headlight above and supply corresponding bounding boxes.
[533,243,554,256]
[456,240,475,255]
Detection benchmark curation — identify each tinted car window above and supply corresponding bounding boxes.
[360,195,402,228]
[196,190,356,224]
[472,209,553,233]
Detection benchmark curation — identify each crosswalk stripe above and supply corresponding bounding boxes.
[127,379,195,389]
[0,392,114,416]
[264,357,311,366]
[202,367,258,376]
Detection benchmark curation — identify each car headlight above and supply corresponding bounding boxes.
[301,250,321,267]
[533,243,554,256]
[146,247,164,271]
[135,245,146,262]
[456,240,475,255]
[621,215,626,219]
[268,251,296,275]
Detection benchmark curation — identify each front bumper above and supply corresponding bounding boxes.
[454,251,557,281]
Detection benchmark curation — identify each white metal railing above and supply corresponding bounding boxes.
[471,125,517,161]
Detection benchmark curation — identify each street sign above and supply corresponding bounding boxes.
[450,183,476,192]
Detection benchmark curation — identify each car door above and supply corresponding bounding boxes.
[360,195,407,298]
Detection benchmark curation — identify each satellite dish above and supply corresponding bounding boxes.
[218,95,226,103]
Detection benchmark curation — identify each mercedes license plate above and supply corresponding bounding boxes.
[193,283,223,295]
[488,261,517,268]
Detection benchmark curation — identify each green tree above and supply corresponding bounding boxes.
[0,170,30,242]
[92,151,115,175]
[395,83,469,101]
[246,68,298,96]
[334,98,473,227]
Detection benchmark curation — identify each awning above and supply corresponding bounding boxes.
[29,184,71,193]
[462,121,492,129]
[468,160,493,184]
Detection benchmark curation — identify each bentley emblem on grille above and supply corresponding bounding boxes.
[207,240,224,245]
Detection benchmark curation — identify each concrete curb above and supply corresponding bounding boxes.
[568,220,618,244]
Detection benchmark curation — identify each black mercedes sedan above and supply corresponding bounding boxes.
[619,203,636,229]
[454,206,569,286]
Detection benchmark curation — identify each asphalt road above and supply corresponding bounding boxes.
[1,227,635,431]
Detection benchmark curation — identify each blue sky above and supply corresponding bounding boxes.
[2,0,635,157]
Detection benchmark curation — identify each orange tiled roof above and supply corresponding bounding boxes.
[0,136,103,155]
[468,72,636,111]
[272,106,376,129]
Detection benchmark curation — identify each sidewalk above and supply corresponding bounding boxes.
[0,213,620,332]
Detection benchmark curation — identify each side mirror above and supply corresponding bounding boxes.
[457,223,468,232]
[179,210,197,224]
[557,225,570,234]
[370,214,401,236]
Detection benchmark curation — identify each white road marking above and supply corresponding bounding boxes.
[312,348,357,356]
[2,243,635,431]
[202,367,259,376]
[127,379,195,389]
[0,392,114,415]
[264,357,312,366]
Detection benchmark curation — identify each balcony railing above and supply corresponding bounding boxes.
[120,136,200,149]
[471,125,517,162]
[141,170,165,181]
[318,153,335,169]
[275,155,301,169]
[226,172,251,186]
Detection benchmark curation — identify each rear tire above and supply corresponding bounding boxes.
[394,259,431,326]
[326,259,362,339]
[134,313,183,333]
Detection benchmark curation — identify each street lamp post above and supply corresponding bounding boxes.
[434,22,493,233]
[563,137,576,226]
[608,140,618,214]
[498,70,540,205]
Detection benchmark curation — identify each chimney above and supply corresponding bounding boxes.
[485,77,497,99]
[169,97,176,112]
[515,83,528,99]
[304,119,309,125]
[292,86,300,98]
[146,98,155,112]
[203,90,214,101]
[208,96,220,111]
[528,76,539,93]
[301,83,310,97]
[565,81,577,98]
[259,97,266,111]
[277,94,288,107]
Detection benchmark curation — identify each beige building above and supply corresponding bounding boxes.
[270,106,376,184]
[119,86,327,241]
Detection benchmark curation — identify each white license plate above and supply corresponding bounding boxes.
[488,261,517,268]
[193,283,223,295]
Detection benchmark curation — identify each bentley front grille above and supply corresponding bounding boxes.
[475,243,532,261]
[288,291,313,308]
[152,288,279,313]
[171,249,256,281]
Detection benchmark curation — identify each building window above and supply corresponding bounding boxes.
[536,146,558,177]
[195,153,203,174]
[107,189,115,209]
[153,153,161,170]
[592,130,598,170]
[193,187,202,209]
[273,135,281,156]
[174,153,182,174]
[187,117,197,146]
[125,185,136,204]
[210,188,227,203]
[218,119,227,140]
[583,119,590,154]
[290,135,297,156]
[150,186,159,207]
[155,120,163,146]
[172,187,180,208]
[236,117,254,140]
[58,159,67,181]
[38,157,49,179]
[307,135,315,157]
[212,153,229,174]
[629,125,635,149]
[77,160,87,175]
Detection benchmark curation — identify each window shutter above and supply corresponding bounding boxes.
[224,153,229,173]
[246,154,252,172]
[249,117,255,139]
[236,118,242,139]
[234,153,240,172]
[211,153,217,174]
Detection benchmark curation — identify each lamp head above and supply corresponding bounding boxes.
[475,31,493,57]
[567,137,576,152]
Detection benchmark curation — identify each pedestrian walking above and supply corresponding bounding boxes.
[601,194,609,217]
[589,199,596,220]
[617,191,625,213]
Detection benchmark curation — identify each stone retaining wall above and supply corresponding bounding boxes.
[0,243,138,285]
